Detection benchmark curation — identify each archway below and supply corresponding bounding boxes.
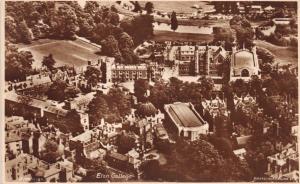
[241,69,250,77]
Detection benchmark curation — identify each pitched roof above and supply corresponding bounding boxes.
[166,102,206,128]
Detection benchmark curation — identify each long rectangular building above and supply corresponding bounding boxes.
[164,102,209,141]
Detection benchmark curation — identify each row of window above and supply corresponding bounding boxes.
[112,70,146,74]
[112,74,145,78]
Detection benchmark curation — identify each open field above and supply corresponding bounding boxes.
[18,39,100,69]
[153,30,214,42]
[139,1,213,13]
[255,40,298,66]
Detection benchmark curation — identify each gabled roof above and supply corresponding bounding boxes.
[165,102,206,128]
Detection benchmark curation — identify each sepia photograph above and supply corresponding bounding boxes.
[3,0,299,182]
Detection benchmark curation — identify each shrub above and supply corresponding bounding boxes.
[290,36,298,47]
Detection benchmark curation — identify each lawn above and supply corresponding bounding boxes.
[18,39,101,69]
[139,1,213,13]
[153,30,214,42]
[255,40,298,66]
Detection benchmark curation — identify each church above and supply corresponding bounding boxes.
[175,44,261,81]
[230,44,261,81]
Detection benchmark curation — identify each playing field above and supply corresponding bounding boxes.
[18,39,101,69]
[153,30,214,42]
[139,1,213,13]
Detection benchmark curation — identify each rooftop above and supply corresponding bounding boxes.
[165,102,206,128]
[5,92,68,116]
[233,50,256,68]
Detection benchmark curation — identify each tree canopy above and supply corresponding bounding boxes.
[42,54,56,70]
[170,11,178,32]
[5,42,34,81]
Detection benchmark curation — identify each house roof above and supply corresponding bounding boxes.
[264,6,275,11]
[166,102,206,128]
[108,151,128,162]
[5,93,68,116]
[180,46,195,52]
[136,102,157,117]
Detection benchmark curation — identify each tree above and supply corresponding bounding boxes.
[65,109,84,135]
[77,13,95,38]
[100,35,122,59]
[109,12,120,26]
[118,32,134,49]
[213,27,234,47]
[5,16,18,43]
[50,5,78,39]
[5,42,34,81]
[42,139,60,164]
[84,1,99,16]
[17,95,33,106]
[231,79,248,96]
[131,15,154,44]
[212,2,224,13]
[134,79,149,102]
[235,26,254,49]
[46,81,67,101]
[120,48,138,64]
[17,20,32,44]
[170,11,178,32]
[142,160,161,180]
[42,54,56,70]
[117,134,136,154]
[144,2,154,14]
[198,76,214,99]
[84,66,101,87]
[107,87,131,117]
[159,139,226,181]
[256,47,275,65]
[87,94,110,126]
[132,1,142,13]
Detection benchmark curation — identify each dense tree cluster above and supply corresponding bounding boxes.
[147,77,214,111]
[143,138,252,181]
[84,66,102,87]
[5,42,34,81]
[230,16,254,49]
[120,14,154,45]
[263,22,298,47]
[87,87,131,126]
[5,1,154,66]
[46,80,80,101]
[212,27,234,50]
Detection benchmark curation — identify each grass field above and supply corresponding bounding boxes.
[153,30,214,42]
[18,39,100,69]
[255,40,298,66]
[139,1,213,13]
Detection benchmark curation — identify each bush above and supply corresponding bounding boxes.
[275,24,292,36]
[290,36,298,47]
[266,33,290,46]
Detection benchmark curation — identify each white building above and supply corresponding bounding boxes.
[230,45,261,81]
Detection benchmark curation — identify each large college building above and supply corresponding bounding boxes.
[175,45,261,81]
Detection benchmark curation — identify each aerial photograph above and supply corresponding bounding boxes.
[4,0,298,182]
